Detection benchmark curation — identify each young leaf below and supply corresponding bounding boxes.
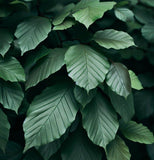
[0,109,10,152]
[53,3,75,26]
[108,89,135,123]
[120,121,154,144]
[82,92,119,148]
[73,86,96,108]
[93,29,135,49]
[141,23,154,43]
[0,57,25,82]
[129,70,143,90]
[15,17,51,55]
[23,83,79,152]
[106,63,131,98]
[106,136,131,160]
[61,128,102,160]
[114,8,134,22]
[72,0,116,28]
[26,48,66,89]
[65,44,110,92]
[0,80,24,113]
[0,29,13,57]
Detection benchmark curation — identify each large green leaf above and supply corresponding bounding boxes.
[53,3,75,25]
[0,29,13,57]
[73,86,96,108]
[15,17,51,55]
[93,29,135,49]
[106,63,131,98]
[142,23,154,43]
[120,121,154,144]
[106,136,131,160]
[61,128,102,160]
[82,92,119,148]
[0,80,24,113]
[108,89,134,123]
[26,48,66,89]
[65,44,110,92]
[129,70,143,90]
[114,8,134,22]
[0,57,25,82]
[72,0,116,28]
[23,83,79,151]
[0,109,10,152]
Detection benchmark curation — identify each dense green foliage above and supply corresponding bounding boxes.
[0,0,154,159]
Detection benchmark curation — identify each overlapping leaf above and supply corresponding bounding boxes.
[15,17,51,55]
[23,83,79,151]
[106,63,131,98]
[93,29,135,49]
[0,57,25,82]
[65,44,110,92]
[26,48,66,89]
[72,0,116,28]
[82,92,119,148]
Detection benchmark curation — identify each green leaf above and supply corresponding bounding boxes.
[82,92,119,148]
[61,128,102,160]
[15,17,51,55]
[53,3,75,26]
[0,57,25,82]
[115,8,134,22]
[147,144,154,160]
[72,0,116,28]
[65,44,110,92]
[26,48,66,89]
[0,80,24,113]
[120,121,154,144]
[140,0,154,7]
[74,86,96,108]
[106,136,131,160]
[53,19,75,30]
[129,70,143,90]
[0,109,10,152]
[93,29,135,49]
[23,83,79,152]
[142,23,154,43]
[106,63,131,98]
[108,89,135,123]
[0,29,13,56]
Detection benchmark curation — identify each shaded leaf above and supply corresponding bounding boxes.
[65,44,110,92]
[82,92,119,148]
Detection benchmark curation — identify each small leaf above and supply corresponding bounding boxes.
[108,89,135,123]
[115,8,134,22]
[74,86,96,108]
[0,109,10,152]
[53,3,75,26]
[93,29,135,49]
[65,44,110,92]
[26,48,66,89]
[23,83,79,151]
[61,128,102,160]
[106,136,131,160]
[82,92,119,148]
[0,29,13,56]
[0,79,24,113]
[72,0,116,28]
[142,23,154,43]
[15,17,51,55]
[0,57,25,82]
[120,121,154,144]
[129,70,143,90]
[106,63,131,98]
